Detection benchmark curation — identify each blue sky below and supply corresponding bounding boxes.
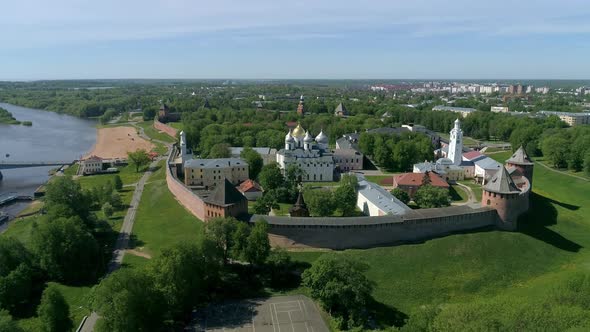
[1,0,590,80]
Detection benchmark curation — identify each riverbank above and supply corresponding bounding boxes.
[85,126,155,159]
[0,106,32,125]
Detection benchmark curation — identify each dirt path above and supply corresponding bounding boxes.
[535,161,589,182]
[452,182,476,205]
[126,249,152,259]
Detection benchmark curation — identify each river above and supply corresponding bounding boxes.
[0,103,96,230]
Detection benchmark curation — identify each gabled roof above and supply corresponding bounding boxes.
[394,172,449,188]
[206,179,246,206]
[484,166,520,194]
[462,150,482,160]
[237,179,262,193]
[506,146,534,166]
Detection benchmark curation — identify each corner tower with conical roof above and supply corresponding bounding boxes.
[506,145,534,187]
[481,166,530,230]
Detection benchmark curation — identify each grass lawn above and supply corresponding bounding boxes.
[77,164,143,188]
[63,163,79,176]
[437,132,480,146]
[136,121,177,143]
[449,184,468,202]
[486,150,512,163]
[167,122,183,130]
[365,175,393,184]
[305,181,340,187]
[131,171,203,257]
[287,161,590,328]
[271,203,293,216]
[121,252,151,270]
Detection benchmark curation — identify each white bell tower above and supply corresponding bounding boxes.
[448,119,463,165]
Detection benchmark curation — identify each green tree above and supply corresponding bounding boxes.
[240,147,264,179]
[31,217,99,283]
[414,185,450,208]
[113,175,123,191]
[109,192,123,210]
[584,153,590,176]
[252,190,280,215]
[258,163,284,191]
[265,248,293,287]
[92,269,166,332]
[0,310,23,332]
[204,217,238,264]
[127,149,151,172]
[102,202,114,218]
[44,176,91,224]
[542,135,569,168]
[304,189,335,217]
[302,255,374,329]
[391,188,410,204]
[231,222,251,260]
[37,285,72,332]
[208,143,231,158]
[148,241,221,319]
[0,265,32,315]
[333,182,357,216]
[244,220,270,265]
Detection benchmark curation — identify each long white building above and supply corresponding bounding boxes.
[276,124,335,182]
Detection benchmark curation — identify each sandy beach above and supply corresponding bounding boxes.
[85,126,155,159]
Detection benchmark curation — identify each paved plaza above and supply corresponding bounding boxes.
[193,295,329,332]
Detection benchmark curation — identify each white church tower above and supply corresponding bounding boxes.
[179,130,187,163]
[448,119,463,165]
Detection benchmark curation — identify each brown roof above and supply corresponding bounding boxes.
[506,146,534,166]
[206,179,247,206]
[237,179,262,193]
[394,172,449,188]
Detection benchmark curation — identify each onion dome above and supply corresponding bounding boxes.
[315,130,328,143]
[304,131,313,142]
[292,123,305,137]
[285,129,295,142]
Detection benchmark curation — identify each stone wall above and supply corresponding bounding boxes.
[252,206,499,249]
[154,119,179,139]
[165,149,207,221]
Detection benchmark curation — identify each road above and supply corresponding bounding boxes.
[80,125,173,332]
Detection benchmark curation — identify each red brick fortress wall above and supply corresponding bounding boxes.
[154,119,179,139]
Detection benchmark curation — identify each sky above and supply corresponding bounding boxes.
[1,0,590,80]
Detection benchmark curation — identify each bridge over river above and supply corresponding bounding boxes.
[0,161,75,180]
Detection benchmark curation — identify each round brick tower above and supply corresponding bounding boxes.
[505,146,534,187]
[481,166,525,231]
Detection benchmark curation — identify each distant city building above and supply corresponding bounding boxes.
[184,158,249,188]
[538,110,590,126]
[491,106,509,113]
[432,105,476,118]
[277,124,334,182]
[296,95,305,117]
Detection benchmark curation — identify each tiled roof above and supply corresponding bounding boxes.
[394,172,449,188]
[463,150,482,160]
[237,179,262,193]
[506,146,534,166]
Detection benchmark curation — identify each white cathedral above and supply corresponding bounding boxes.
[276,123,335,182]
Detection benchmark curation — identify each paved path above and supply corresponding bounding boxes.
[80,134,172,332]
[535,161,589,182]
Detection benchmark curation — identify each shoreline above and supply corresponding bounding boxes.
[84,125,155,159]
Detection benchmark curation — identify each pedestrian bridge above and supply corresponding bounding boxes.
[0,161,75,180]
[0,161,74,170]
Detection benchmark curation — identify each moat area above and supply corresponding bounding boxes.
[0,102,96,226]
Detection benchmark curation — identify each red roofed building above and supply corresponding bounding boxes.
[462,150,482,161]
[393,171,449,198]
[236,179,263,201]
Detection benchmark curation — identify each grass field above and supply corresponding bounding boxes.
[136,121,177,143]
[365,174,394,184]
[457,180,483,202]
[437,132,480,146]
[167,122,183,130]
[287,160,590,329]
[130,169,203,257]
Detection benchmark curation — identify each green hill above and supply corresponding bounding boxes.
[290,163,590,330]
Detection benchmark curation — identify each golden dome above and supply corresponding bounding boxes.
[292,123,305,137]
